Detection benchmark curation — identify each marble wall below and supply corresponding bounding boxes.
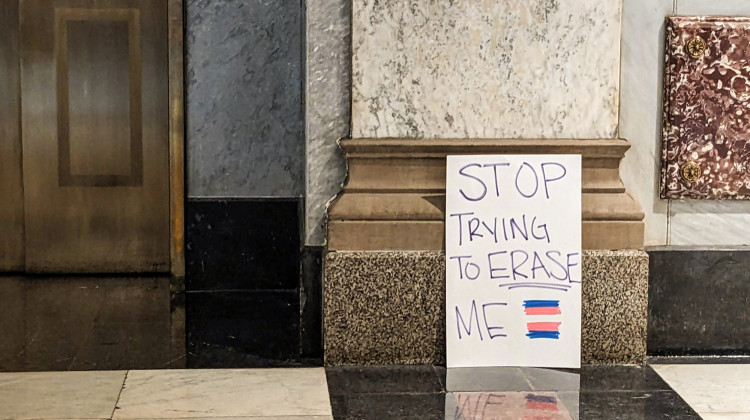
[619,0,671,246]
[309,0,750,246]
[620,0,750,245]
[305,0,625,244]
[186,0,304,198]
[305,0,350,246]
[351,0,622,139]
[185,0,313,365]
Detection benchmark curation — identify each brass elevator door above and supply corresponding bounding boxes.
[19,0,169,273]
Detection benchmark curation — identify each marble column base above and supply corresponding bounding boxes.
[327,139,645,251]
[323,250,647,365]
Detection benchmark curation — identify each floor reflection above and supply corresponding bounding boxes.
[325,365,701,419]
[446,367,578,419]
[0,276,184,371]
[448,392,574,420]
[446,367,581,392]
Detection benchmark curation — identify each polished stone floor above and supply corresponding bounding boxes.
[0,276,185,371]
[0,364,746,419]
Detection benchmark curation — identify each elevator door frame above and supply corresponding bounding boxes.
[167,0,185,279]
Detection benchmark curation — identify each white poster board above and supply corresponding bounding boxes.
[445,155,582,368]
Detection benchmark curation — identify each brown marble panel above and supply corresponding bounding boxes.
[662,16,750,199]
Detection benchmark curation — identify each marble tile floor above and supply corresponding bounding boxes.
[0,364,746,419]
[0,368,333,420]
[652,364,750,419]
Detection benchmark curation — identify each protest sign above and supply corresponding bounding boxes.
[445,155,581,368]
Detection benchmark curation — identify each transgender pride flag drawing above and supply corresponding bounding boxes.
[523,300,562,340]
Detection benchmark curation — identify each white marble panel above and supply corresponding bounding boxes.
[669,201,750,246]
[305,0,350,246]
[676,0,750,14]
[619,0,673,246]
[653,364,750,415]
[665,0,750,246]
[351,0,621,139]
[0,371,126,419]
[113,368,331,418]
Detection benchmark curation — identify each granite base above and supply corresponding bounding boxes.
[324,250,647,365]
[582,250,648,364]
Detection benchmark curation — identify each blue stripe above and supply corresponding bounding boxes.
[522,300,560,308]
[526,331,560,339]
[526,394,557,403]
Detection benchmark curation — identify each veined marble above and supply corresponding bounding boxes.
[0,371,126,419]
[676,0,750,15]
[113,368,332,418]
[351,0,621,139]
[186,0,304,198]
[669,201,750,246]
[305,0,350,246]
[653,364,750,416]
[619,0,672,246]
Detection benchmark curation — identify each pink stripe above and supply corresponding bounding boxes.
[525,400,559,411]
[527,322,561,332]
[525,307,561,316]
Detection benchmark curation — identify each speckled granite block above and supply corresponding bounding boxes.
[324,250,647,365]
[324,251,446,365]
[581,250,648,364]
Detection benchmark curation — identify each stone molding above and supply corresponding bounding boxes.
[328,139,645,250]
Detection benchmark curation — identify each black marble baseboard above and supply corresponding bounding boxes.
[185,198,323,366]
[186,198,302,291]
[648,248,750,356]
[301,246,324,359]
[186,290,302,367]
[648,355,750,364]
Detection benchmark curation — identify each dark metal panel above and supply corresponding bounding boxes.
[0,0,25,271]
[58,13,141,187]
[0,275,185,371]
[21,0,169,273]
